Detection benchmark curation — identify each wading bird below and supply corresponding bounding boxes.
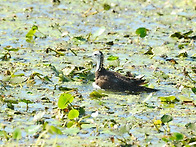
[92,51,158,94]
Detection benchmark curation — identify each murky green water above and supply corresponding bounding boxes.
[0,0,195,146]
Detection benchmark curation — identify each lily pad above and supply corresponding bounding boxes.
[58,93,74,109]
[68,109,79,119]
[136,27,148,38]
[161,114,173,124]
[89,91,107,98]
[158,96,179,103]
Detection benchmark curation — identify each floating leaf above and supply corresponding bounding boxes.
[171,30,195,39]
[192,67,196,73]
[107,55,119,61]
[67,121,74,128]
[13,128,22,140]
[81,124,96,129]
[10,76,26,84]
[103,3,111,11]
[0,130,8,140]
[68,109,79,119]
[136,27,148,38]
[43,76,52,83]
[89,91,107,98]
[161,114,173,124]
[170,32,183,39]
[26,25,38,43]
[185,123,196,130]
[191,54,196,59]
[178,43,189,49]
[58,86,75,91]
[0,53,11,61]
[79,107,85,116]
[144,47,154,55]
[179,95,193,102]
[58,93,74,109]
[4,47,19,51]
[183,30,193,37]
[166,59,178,64]
[106,41,114,45]
[176,52,188,58]
[158,96,178,103]
[171,132,184,141]
[73,36,87,42]
[162,137,169,142]
[25,125,41,134]
[63,128,80,135]
[191,87,196,94]
[46,47,65,56]
[50,65,70,82]
[19,99,33,104]
[48,125,62,135]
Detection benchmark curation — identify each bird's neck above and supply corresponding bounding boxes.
[96,56,104,72]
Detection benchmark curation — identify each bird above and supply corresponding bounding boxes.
[92,50,158,94]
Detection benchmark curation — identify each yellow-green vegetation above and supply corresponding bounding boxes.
[0,0,195,146]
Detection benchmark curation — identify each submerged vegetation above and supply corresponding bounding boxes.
[0,0,195,146]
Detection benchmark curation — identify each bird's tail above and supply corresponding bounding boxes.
[128,86,159,94]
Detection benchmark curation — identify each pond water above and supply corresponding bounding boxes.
[0,0,196,146]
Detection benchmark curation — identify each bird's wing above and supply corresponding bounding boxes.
[109,70,146,85]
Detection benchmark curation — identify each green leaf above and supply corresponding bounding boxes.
[0,130,9,140]
[19,99,33,104]
[107,55,119,61]
[67,121,75,128]
[26,25,38,43]
[162,137,169,142]
[158,96,178,103]
[106,41,114,46]
[25,125,41,134]
[170,32,183,39]
[89,91,107,98]
[192,67,196,73]
[58,86,75,91]
[171,30,193,39]
[4,47,19,51]
[81,124,96,129]
[144,47,154,55]
[176,52,188,58]
[68,109,79,119]
[43,76,52,83]
[161,114,173,124]
[103,3,111,11]
[63,128,80,135]
[58,93,74,109]
[136,27,148,38]
[183,30,193,37]
[48,125,62,135]
[191,87,196,94]
[185,123,196,130]
[73,36,87,42]
[172,132,184,141]
[13,128,22,140]
[178,95,193,102]
[0,130,5,137]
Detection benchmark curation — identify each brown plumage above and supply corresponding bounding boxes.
[92,51,158,93]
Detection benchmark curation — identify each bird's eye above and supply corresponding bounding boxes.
[94,54,97,56]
